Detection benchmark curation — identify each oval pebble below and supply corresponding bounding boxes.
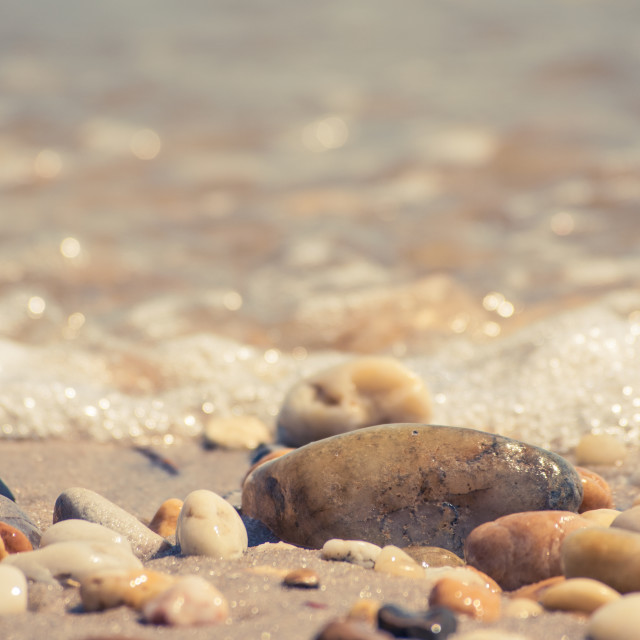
[54,488,169,560]
[283,568,320,588]
[0,521,33,554]
[142,575,228,627]
[41,519,131,549]
[539,577,620,614]
[587,593,640,640]
[428,576,501,621]
[321,538,382,569]
[3,541,143,584]
[576,467,614,513]
[464,511,594,590]
[502,598,543,619]
[148,499,183,538]
[176,489,247,559]
[0,564,28,614]
[0,495,41,548]
[276,357,432,447]
[562,526,640,593]
[575,433,627,466]
[377,604,457,639]
[374,545,424,579]
[425,566,501,593]
[610,505,640,534]
[580,508,621,527]
[204,415,272,450]
[404,546,465,568]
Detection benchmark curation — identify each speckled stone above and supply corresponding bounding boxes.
[0,521,33,554]
[148,499,183,538]
[53,488,169,560]
[377,604,457,639]
[539,577,620,614]
[276,357,432,447]
[428,576,501,621]
[321,538,382,568]
[562,526,640,593]
[610,505,640,534]
[0,495,41,548]
[404,546,465,568]
[0,564,28,614]
[464,511,594,590]
[576,467,614,513]
[242,424,583,553]
[587,594,640,640]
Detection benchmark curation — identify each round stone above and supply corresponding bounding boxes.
[276,357,432,447]
[0,521,33,554]
[377,604,457,639]
[580,509,621,527]
[242,424,583,553]
[428,576,501,621]
[40,519,131,549]
[587,594,640,640]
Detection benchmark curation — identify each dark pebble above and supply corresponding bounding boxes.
[0,477,15,501]
[377,604,457,640]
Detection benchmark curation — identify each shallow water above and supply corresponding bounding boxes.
[1,0,640,451]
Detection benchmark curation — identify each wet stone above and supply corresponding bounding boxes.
[148,498,183,538]
[587,593,640,640]
[377,604,457,639]
[0,495,41,548]
[283,567,320,588]
[576,467,614,513]
[404,546,465,568]
[242,424,583,553]
[464,510,593,590]
[0,521,33,554]
[428,576,501,621]
[374,545,424,579]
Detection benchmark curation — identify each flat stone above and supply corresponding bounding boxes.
[587,594,640,640]
[242,424,583,553]
[610,505,640,534]
[321,538,382,568]
[539,577,620,614]
[0,495,41,548]
[276,357,432,447]
[464,511,594,590]
[508,576,565,601]
[428,576,501,621]
[53,488,169,560]
[562,526,640,593]
[377,604,457,639]
[576,467,614,513]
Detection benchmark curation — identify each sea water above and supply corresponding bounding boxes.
[1,0,639,453]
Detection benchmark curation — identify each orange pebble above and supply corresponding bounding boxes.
[0,521,33,554]
[429,576,501,621]
[576,467,614,513]
[148,499,183,538]
[508,575,566,601]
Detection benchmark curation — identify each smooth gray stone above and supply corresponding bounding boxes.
[53,487,170,560]
[242,424,583,555]
[0,495,41,547]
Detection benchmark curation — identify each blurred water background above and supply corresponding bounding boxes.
[1,0,640,450]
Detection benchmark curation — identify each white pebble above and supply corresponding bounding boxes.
[587,593,640,640]
[176,490,247,559]
[3,541,142,584]
[0,565,28,614]
[321,539,382,568]
[40,519,132,550]
[142,575,228,626]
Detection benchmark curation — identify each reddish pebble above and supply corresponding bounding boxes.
[0,521,33,554]
[429,576,501,621]
[576,467,614,513]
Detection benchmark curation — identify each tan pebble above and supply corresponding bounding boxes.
[464,511,594,590]
[587,593,640,640]
[502,597,543,619]
[283,568,320,588]
[321,538,382,568]
[508,576,566,601]
[0,521,33,554]
[403,545,465,568]
[562,526,640,593]
[80,568,176,611]
[539,577,620,614]
[428,576,501,621]
[148,499,183,538]
[374,545,424,579]
[204,415,272,450]
[346,599,380,626]
[610,505,640,534]
[575,433,627,466]
[576,467,614,513]
[580,508,621,527]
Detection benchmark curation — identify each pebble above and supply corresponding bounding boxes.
[80,568,176,611]
[0,477,15,501]
[242,447,294,485]
[464,510,593,590]
[575,433,627,466]
[242,424,583,552]
[276,357,432,447]
[404,546,465,568]
[586,593,640,640]
[148,499,183,538]
[176,489,247,559]
[576,467,614,512]
[0,521,33,554]
[347,599,381,625]
[0,495,42,548]
[538,577,620,614]
[580,508,621,527]
[283,568,321,588]
[374,545,425,579]
[40,519,132,550]
[0,564,28,614]
[508,576,565,601]
[3,541,143,584]
[314,619,394,640]
[142,575,229,626]
[321,538,382,568]
[562,526,640,593]
[203,415,272,450]
[502,598,543,619]
[377,604,457,639]
[610,505,640,534]
[424,566,501,593]
[53,488,169,560]
[428,576,501,621]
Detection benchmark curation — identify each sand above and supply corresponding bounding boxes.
[0,438,637,640]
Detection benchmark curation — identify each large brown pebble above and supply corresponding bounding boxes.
[0,521,33,554]
[464,511,594,590]
[148,499,183,538]
[429,576,501,621]
[562,526,640,593]
[576,467,614,513]
[242,424,583,553]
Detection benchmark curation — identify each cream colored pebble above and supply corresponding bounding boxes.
[502,598,543,619]
[204,415,272,450]
[580,509,622,527]
[575,433,627,466]
[40,519,132,550]
[539,577,620,613]
[374,545,424,579]
[610,505,640,534]
[587,593,640,640]
[0,565,28,614]
[176,489,247,559]
[321,538,382,568]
